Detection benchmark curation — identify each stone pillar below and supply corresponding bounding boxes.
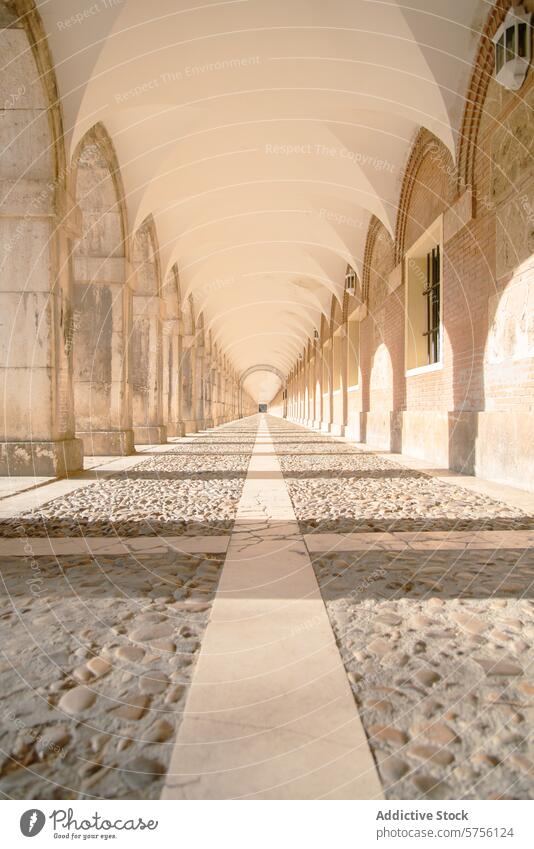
[131,221,166,445]
[0,192,84,475]
[73,256,134,456]
[213,358,223,424]
[331,327,348,436]
[321,340,333,431]
[202,343,214,429]
[313,347,322,429]
[162,318,185,437]
[181,335,196,432]
[160,266,185,438]
[194,344,205,429]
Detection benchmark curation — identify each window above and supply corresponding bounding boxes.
[347,311,360,388]
[424,245,440,365]
[345,266,357,295]
[405,217,443,373]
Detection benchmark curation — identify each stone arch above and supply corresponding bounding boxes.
[70,122,133,456]
[0,0,83,475]
[131,215,166,444]
[240,365,286,386]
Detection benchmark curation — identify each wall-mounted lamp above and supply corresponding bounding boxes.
[345,266,357,295]
[493,6,531,91]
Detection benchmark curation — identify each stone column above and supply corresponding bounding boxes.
[321,340,333,432]
[180,334,196,432]
[194,344,205,429]
[203,344,214,429]
[162,317,185,437]
[314,347,322,429]
[131,223,166,445]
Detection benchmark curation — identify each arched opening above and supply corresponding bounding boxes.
[71,124,133,456]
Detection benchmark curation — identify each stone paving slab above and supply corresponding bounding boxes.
[0,477,56,502]
[305,531,534,553]
[0,537,230,556]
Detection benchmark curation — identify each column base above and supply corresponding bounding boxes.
[183,420,198,434]
[330,423,346,436]
[133,425,167,445]
[320,421,331,432]
[0,437,84,477]
[345,420,362,441]
[166,422,186,438]
[203,418,214,429]
[77,429,134,456]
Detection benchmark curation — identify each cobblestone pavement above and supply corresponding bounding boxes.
[270,419,534,800]
[1,415,533,800]
[0,419,259,799]
[0,425,256,538]
[272,426,534,534]
[0,550,224,799]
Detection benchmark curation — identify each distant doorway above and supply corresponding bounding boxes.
[258,404,268,413]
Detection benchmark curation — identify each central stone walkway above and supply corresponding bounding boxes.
[0,414,532,800]
[162,416,381,799]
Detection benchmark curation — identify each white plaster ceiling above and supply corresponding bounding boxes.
[39,0,483,401]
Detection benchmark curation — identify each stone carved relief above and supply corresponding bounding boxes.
[496,175,534,277]
[486,268,534,364]
[370,340,392,391]
[491,88,534,202]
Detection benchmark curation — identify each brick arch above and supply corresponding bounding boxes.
[457,0,512,196]
[394,129,455,264]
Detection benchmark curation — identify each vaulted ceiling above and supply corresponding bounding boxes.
[40,0,485,400]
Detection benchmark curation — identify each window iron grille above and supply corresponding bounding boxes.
[422,245,440,364]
